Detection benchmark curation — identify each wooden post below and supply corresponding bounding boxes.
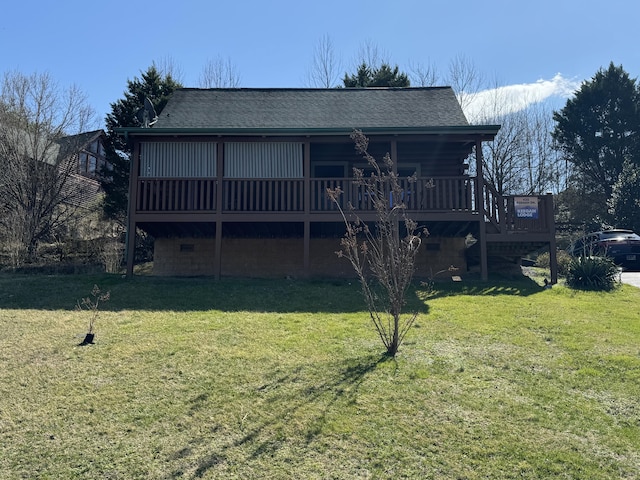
[390,140,398,174]
[125,141,140,277]
[546,193,558,284]
[214,142,224,280]
[303,141,311,276]
[390,139,401,246]
[475,139,488,281]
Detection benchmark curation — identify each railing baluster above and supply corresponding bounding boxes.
[139,180,145,211]
[135,176,522,217]
[154,180,161,211]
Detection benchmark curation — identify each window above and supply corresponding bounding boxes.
[353,163,420,178]
[79,152,88,172]
[313,164,346,178]
[88,155,97,174]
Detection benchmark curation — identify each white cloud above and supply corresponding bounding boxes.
[463,74,581,122]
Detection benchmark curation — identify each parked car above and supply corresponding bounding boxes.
[569,229,640,270]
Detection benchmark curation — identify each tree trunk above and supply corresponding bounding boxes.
[387,316,400,357]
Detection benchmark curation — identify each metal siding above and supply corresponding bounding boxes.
[225,142,303,178]
[140,142,217,177]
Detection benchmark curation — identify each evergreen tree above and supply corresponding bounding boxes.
[343,63,410,88]
[101,66,182,221]
[552,63,640,225]
[609,159,640,231]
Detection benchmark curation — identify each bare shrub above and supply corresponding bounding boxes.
[327,130,427,357]
[76,284,110,345]
[536,250,571,276]
[100,240,124,274]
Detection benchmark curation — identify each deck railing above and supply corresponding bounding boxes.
[137,178,217,212]
[310,177,475,212]
[482,182,554,234]
[135,177,553,234]
[501,194,554,234]
[136,176,476,213]
[222,178,304,211]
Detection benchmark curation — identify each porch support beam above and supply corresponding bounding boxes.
[303,141,311,276]
[214,142,224,280]
[547,193,558,284]
[126,141,140,277]
[475,139,488,281]
[214,219,222,280]
[390,140,398,173]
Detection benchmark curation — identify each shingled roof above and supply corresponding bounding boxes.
[152,87,470,132]
[56,129,104,161]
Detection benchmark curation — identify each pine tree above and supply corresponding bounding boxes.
[343,63,410,88]
[101,66,182,222]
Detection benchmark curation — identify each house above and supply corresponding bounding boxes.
[119,88,557,282]
[56,129,108,207]
[0,124,110,265]
[0,125,107,212]
[58,129,108,179]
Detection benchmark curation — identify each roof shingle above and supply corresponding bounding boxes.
[154,87,469,131]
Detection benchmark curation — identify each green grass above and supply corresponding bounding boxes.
[0,273,638,479]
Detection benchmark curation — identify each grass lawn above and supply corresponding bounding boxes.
[0,273,638,479]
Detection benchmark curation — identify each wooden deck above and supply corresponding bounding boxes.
[135,176,477,215]
[130,175,557,282]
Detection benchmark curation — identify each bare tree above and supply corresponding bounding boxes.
[475,86,563,196]
[481,110,528,195]
[305,34,342,88]
[327,130,426,357]
[0,71,96,265]
[153,56,185,84]
[520,102,566,194]
[198,56,241,88]
[447,53,484,113]
[354,40,389,69]
[409,60,440,87]
[343,39,390,83]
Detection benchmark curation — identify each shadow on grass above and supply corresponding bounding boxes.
[171,353,391,478]
[418,274,546,301]
[0,271,544,313]
[0,274,365,313]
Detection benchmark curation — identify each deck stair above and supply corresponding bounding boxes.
[468,182,556,279]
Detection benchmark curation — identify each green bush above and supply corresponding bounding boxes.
[566,255,620,291]
[535,250,572,276]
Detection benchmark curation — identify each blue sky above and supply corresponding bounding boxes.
[1,0,637,126]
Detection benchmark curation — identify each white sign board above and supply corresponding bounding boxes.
[514,196,539,219]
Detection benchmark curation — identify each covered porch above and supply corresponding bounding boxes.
[128,173,556,282]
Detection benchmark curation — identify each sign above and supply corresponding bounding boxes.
[514,196,539,219]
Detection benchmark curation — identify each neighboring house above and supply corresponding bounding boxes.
[119,88,557,281]
[0,126,107,211]
[56,129,107,207]
[58,129,108,179]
